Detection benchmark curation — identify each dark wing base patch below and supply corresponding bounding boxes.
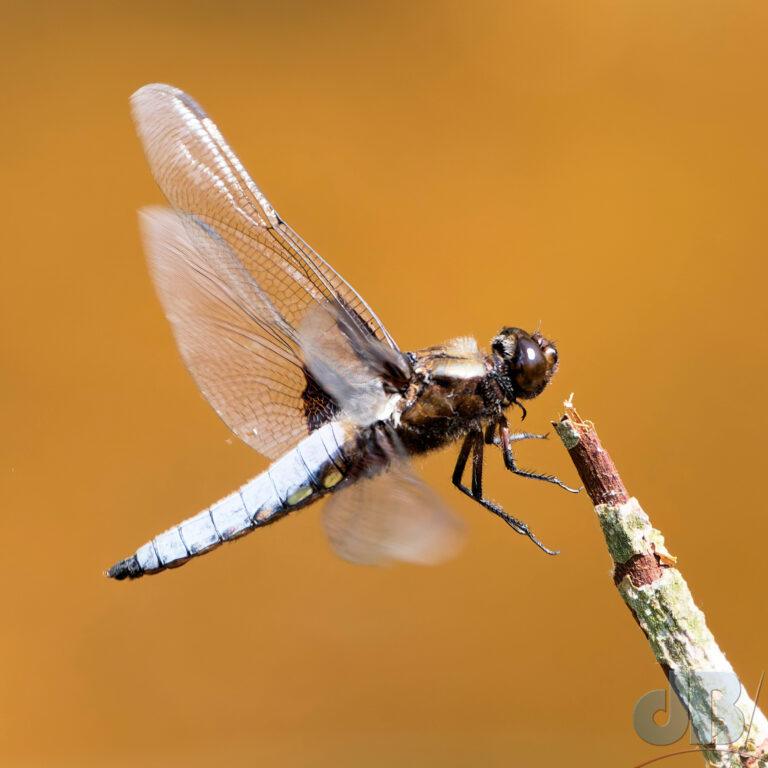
[301,367,340,432]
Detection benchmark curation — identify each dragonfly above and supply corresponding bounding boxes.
[107,83,577,580]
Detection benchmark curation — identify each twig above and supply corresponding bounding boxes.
[553,402,768,767]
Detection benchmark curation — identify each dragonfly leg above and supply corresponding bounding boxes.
[498,416,580,493]
[451,431,559,555]
[451,431,476,493]
[507,430,549,443]
[489,429,549,446]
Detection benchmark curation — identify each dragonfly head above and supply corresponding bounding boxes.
[491,327,558,401]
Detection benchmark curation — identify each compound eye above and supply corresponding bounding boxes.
[513,338,548,397]
[518,338,545,373]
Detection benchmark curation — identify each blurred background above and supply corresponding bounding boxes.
[2,0,767,765]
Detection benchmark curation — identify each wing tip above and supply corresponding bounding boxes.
[130,83,207,129]
[137,204,177,228]
[130,82,174,116]
[130,82,177,104]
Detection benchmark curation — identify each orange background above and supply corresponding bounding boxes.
[2,1,767,765]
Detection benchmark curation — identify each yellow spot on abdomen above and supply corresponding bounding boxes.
[322,468,343,489]
[286,486,313,506]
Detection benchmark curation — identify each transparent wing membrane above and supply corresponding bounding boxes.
[132,84,402,458]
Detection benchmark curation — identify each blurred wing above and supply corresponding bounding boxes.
[300,305,411,427]
[322,463,465,566]
[132,83,404,458]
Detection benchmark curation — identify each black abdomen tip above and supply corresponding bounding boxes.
[106,555,143,580]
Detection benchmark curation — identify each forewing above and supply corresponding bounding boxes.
[132,83,405,456]
[131,83,398,350]
[322,463,465,566]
